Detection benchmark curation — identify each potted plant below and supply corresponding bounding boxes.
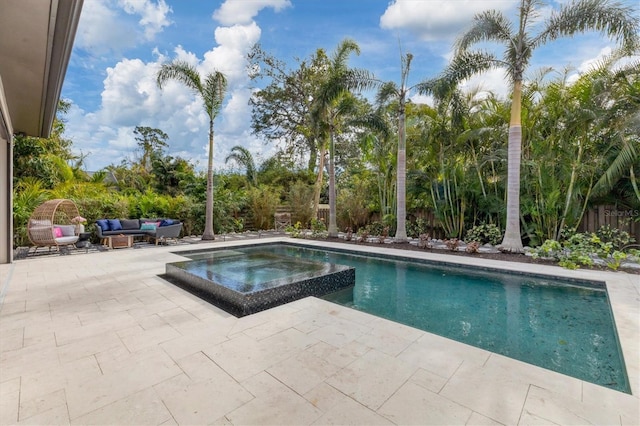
[71,216,87,234]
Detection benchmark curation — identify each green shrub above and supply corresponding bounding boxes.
[288,181,314,228]
[595,224,635,251]
[247,185,280,230]
[310,218,326,237]
[366,221,385,236]
[286,221,304,238]
[337,187,370,230]
[407,218,430,238]
[530,233,629,270]
[465,223,503,245]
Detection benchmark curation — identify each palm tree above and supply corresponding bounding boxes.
[375,53,416,242]
[157,61,227,240]
[351,51,428,242]
[225,145,258,186]
[313,39,362,237]
[444,0,639,252]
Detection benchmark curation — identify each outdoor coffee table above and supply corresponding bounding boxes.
[107,234,133,249]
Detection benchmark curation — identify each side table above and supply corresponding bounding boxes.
[76,232,91,251]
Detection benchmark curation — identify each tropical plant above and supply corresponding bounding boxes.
[312,38,363,237]
[287,180,314,227]
[246,185,280,230]
[465,223,503,245]
[12,178,48,247]
[225,145,258,186]
[443,0,639,252]
[157,61,228,240]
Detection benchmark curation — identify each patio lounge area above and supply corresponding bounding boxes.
[1,237,638,425]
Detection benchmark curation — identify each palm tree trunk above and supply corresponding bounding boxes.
[312,142,326,217]
[557,137,584,239]
[500,80,524,252]
[202,121,215,240]
[395,105,408,242]
[328,130,338,237]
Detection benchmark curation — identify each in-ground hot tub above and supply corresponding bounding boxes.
[165,248,355,316]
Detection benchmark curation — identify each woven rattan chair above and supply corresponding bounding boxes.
[27,199,80,253]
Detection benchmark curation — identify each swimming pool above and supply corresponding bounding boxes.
[177,243,629,393]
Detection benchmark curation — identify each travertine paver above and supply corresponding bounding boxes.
[0,237,638,425]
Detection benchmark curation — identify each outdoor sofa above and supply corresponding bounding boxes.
[95,218,183,246]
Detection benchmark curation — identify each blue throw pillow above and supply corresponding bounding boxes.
[96,219,110,232]
[108,219,122,231]
[159,219,174,227]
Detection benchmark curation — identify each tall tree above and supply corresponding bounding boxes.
[443,0,639,252]
[157,61,227,240]
[375,53,415,241]
[350,51,423,242]
[248,45,326,172]
[313,39,362,237]
[133,126,168,171]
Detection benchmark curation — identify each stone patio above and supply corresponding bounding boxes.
[1,237,638,425]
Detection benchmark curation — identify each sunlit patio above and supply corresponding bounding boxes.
[1,237,638,425]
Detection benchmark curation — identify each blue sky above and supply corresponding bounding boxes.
[61,0,637,172]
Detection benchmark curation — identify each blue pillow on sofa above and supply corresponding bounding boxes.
[96,219,110,232]
[108,219,122,231]
[159,219,174,227]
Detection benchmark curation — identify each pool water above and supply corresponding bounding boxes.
[181,250,330,293]
[236,244,630,393]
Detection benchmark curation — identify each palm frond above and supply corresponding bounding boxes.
[225,145,257,185]
[376,82,399,105]
[456,9,514,53]
[442,51,503,85]
[156,61,203,93]
[592,132,639,196]
[536,0,640,51]
[344,69,382,92]
[352,112,391,139]
[332,38,360,72]
[203,71,228,119]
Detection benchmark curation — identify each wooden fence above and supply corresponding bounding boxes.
[577,205,640,243]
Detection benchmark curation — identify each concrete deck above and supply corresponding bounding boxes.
[1,237,638,425]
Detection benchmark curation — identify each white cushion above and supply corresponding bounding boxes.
[55,236,79,244]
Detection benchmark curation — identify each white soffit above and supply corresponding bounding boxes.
[0,0,83,137]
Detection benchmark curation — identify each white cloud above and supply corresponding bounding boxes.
[202,22,262,86]
[119,0,173,40]
[380,0,516,42]
[409,93,434,106]
[100,58,163,126]
[75,0,136,53]
[75,0,172,53]
[213,0,291,26]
